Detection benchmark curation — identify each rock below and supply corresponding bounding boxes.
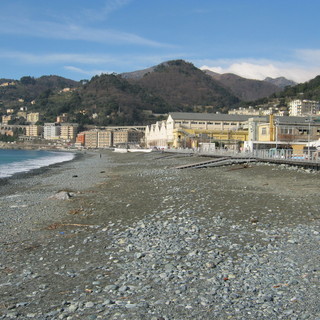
[49,191,72,200]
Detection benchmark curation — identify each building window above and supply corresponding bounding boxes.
[261,128,267,135]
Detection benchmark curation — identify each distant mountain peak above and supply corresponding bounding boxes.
[264,76,297,88]
[203,70,282,101]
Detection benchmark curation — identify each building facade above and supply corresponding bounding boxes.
[43,123,61,140]
[288,99,320,116]
[98,130,112,148]
[26,125,42,137]
[113,129,144,147]
[146,113,250,149]
[26,112,40,124]
[60,123,78,141]
[83,130,99,148]
[1,115,12,125]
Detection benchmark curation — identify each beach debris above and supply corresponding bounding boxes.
[250,218,259,224]
[49,191,73,200]
[45,223,94,230]
[68,208,84,215]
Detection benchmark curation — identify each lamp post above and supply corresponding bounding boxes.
[303,115,315,160]
[306,117,313,160]
[275,118,279,156]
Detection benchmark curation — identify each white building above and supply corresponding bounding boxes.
[145,112,250,148]
[44,123,61,140]
[288,99,320,116]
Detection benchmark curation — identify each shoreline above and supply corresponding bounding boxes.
[0,148,82,183]
[0,151,319,319]
[0,150,112,243]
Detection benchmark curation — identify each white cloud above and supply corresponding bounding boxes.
[64,66,111,77]
[0,18,168,47]
[0,51,119,65]
[199,57,320,83]
[83,0,132,22]
[295,49,320,64]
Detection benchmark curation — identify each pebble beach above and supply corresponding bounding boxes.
[0,150,319,320]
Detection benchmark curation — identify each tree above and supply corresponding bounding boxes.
[20,76,36,86]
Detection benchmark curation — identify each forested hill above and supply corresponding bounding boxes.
[273,75,320,100]
[0,60,241,125]
[1,60,320,126]
[0,76,79,105]
[125,60,240,112]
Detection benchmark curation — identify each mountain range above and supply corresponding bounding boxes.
[0,60,317,126]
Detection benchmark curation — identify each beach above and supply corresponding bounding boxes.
[0,150,319,319]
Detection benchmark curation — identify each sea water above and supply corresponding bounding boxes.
[0,149,75,178]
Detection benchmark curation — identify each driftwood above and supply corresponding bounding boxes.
[45,223,93,230]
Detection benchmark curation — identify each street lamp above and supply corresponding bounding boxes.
[275,118,279,153]
[306,116,314,160]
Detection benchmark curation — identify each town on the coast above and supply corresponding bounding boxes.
[1,98,320,160]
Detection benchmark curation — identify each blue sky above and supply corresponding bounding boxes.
[0,0,319,83]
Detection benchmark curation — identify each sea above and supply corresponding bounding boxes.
[0,149,75,178]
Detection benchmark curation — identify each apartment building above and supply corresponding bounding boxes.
[98,130,112,148]
[43,123,61,140]
[288,99,320,116]
[83,130,98,148]
[113,129,143,146]
[60,123,78,141]
[26,125,42,137]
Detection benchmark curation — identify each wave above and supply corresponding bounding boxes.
[0,151,75,178]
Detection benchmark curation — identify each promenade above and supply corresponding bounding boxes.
[164,148,320,171]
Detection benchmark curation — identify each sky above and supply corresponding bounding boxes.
[1,0,320,83]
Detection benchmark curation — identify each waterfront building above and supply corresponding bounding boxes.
[98,130,113,148]
[25,125,42,137]
[75,132,85,147]
[113,128,144,147]
[60,123,78,142]
[83,130,98,148]
[245,114,320,154]
[43,123,61,140]
[146,112,250,149]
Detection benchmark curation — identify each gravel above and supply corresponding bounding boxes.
[0,150,319,319]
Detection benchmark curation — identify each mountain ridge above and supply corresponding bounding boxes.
[0,60,319,127]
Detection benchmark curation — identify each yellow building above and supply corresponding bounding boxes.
[27,112,40,124]
[98,130,112,148]
[245,114,320,154]
[60,123,78,141]
[84,130,99,148]
[26,125,42,137]
[1,115,12,125]
[113,129,143,146]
